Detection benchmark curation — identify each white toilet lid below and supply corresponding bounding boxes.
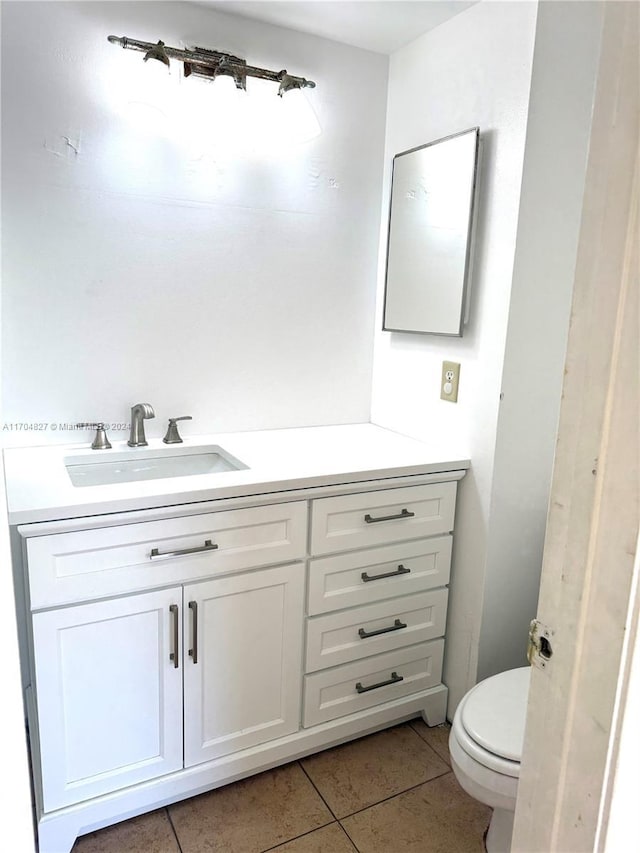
[460,667,531,762]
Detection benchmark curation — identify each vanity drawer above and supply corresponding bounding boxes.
[26,501,307,609]
[303,639,444,727]
[307,536,452,615]
[305,589,448,672]
[310,483,456,556]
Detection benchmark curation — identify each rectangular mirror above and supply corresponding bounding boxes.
[382,127,480,336]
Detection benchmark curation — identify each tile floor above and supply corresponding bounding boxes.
[72,720,490,853]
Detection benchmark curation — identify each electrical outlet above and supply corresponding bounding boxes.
[441,361,460,402]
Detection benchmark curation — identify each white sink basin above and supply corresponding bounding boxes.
[65,445,248,487]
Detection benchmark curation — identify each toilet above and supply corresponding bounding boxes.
[449,666,531,853]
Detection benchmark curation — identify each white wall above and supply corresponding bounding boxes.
[0,458,35,848]
[477,0,605,681]
[1,1,387,446]
[371,1,538,711]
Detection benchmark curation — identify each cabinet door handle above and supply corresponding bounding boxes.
[150,539,218,560]
[169,604,179,668]
[355,671,404,694]
[358,618,407,640]
[364,508,415,524]
[361,564,411,583]
[188,600,198,664]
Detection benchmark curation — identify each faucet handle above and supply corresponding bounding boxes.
[163,416,192,445]
[76,422,112,450]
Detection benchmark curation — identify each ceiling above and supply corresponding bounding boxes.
[196,1,478,54]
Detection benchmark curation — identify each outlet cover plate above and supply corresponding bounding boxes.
[441,361,460,403]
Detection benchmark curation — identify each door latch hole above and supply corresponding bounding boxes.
[539,636,553,660]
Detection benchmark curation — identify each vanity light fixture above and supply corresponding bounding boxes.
[107,35,316,97]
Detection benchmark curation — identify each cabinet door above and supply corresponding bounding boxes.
[183,564,304,767]
[32,588,183,811]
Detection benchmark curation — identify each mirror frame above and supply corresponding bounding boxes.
[382,127,480,337]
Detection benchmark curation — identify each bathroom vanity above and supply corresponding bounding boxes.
[4,424,469,853]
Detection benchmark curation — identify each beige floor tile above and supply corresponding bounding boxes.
[300,723,449,819]
[268,822,358,852]
[72,809,179,853]
[341,772,491,853]
[168,762,333,853]
[409,719,452,766]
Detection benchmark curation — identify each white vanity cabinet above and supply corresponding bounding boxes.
[303,482,455,727]
[24,501,307,818]
[17,471,463,853]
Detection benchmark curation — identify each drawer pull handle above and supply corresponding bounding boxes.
[169,604,179,668]
[358,618,407,639]
[150,539,218,560]
[361,564,411,583]
[364,508,415,524]
[355,671,404,694]
[188,600,198,664]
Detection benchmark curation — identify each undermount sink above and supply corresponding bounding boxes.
[64,445,248,487]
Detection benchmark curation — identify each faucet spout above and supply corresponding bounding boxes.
[128,403,155,447]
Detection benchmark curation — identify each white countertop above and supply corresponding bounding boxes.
[3,423,470,525]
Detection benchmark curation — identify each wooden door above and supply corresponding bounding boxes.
[512,2,639,849]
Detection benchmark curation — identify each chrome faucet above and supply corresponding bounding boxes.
[128,403,155,447]
[76,422,112,450]
[163,416,192,444]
